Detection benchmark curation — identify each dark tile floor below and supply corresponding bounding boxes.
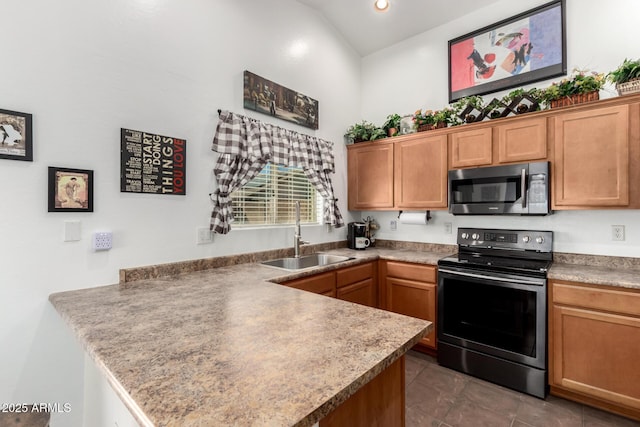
[405,351,640,427]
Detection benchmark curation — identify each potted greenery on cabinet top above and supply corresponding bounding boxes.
[608,58,640,96]
[345,121,386,143]
[452,95,485,123]
[540,69,605,108]
[383,113,402,137]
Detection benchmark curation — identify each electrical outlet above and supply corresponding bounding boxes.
[93,232,113,251]
[197,227,213,244]
[444,222,452,235]
[390,220,397,231]
[612,225,625,241]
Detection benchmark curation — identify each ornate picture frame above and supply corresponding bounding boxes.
[0,108,33,161]
[48,167,94,213]
[448,0,566,102]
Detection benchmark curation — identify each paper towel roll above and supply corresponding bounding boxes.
[398,212,428,225]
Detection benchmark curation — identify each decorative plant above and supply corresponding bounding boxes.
[540,69,606,105]
[382,113,402,137]
[452,95,485,123]
[344,121,386,143]
[433,107,458,126]
[607,58,640,85]
[413,107,458,129]
[413,109,438,127]
[502,88,543,114]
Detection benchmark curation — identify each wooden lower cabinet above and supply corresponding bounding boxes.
[320,356,405,427]
[284,271,336,297]
[336,262,377,307]
[549,280,640,421]
[380,261,437,350]
[282,262,377,307]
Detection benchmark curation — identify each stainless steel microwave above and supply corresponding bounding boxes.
[448,161,550,215]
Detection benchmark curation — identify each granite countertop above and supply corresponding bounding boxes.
[49,256,433,427]
[548,263,640,290]
[49,242,640,426]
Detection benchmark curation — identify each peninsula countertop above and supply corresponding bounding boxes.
[49,256,433,427]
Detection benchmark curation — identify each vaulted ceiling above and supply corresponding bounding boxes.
[296,0,503,56]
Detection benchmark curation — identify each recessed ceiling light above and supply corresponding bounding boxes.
[374,0,389,12]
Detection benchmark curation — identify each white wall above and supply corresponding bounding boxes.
[0,0,361,424]
[360,0,640,257]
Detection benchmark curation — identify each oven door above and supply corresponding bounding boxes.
[437,266,546,369]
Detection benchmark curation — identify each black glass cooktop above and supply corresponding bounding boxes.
[438,252,552,278]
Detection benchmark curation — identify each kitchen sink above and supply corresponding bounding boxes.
[261,253,353,270]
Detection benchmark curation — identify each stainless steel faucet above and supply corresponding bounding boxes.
[294,201,309,258]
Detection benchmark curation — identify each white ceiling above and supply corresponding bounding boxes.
[297,0,503,56]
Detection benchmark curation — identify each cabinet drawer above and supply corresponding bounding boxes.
[552,281,640,317]
[385,261,436,283]
[285,271,336,296]
[336,262,374,288]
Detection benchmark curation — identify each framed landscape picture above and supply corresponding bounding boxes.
[448,0,566,102]
[48,167,94,212]
[243,70,319,130]
[0,108,33,161]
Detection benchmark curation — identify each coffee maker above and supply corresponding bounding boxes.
[347,222,370,250]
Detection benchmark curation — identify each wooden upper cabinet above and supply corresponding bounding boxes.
[496,117,547,163]
[552,105,630,208]
[394,134,448,209]
[348,141,394,210]
[449,127,492,168]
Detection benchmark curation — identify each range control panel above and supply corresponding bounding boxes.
[457,227,553,253]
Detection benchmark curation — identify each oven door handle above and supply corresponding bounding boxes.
[438,267,546,286]
[521,168,527,208]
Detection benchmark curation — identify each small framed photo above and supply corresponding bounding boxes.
[0,108,33,161]
[48,167,94,212]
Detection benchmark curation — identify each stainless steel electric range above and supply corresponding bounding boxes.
[437,227,553,399]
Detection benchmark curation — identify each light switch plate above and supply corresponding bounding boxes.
[197,227,213,244]
[64,220,81,242]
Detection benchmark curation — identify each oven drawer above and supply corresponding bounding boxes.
[552,280,640,317]
[385,261,436,283]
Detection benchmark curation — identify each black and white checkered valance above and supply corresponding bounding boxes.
[210,110,344,234]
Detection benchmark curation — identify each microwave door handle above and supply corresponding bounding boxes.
[521,168,527,208]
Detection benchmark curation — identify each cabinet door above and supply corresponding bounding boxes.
[551,305,640,412]
[337,279,376,307]
[496,117,547,163]
[348,142,394,210]
[552,105,630,208]
[385,277,437,349]
[284,271,336,297]
[449,127,492,168]
[394,134,448,209]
